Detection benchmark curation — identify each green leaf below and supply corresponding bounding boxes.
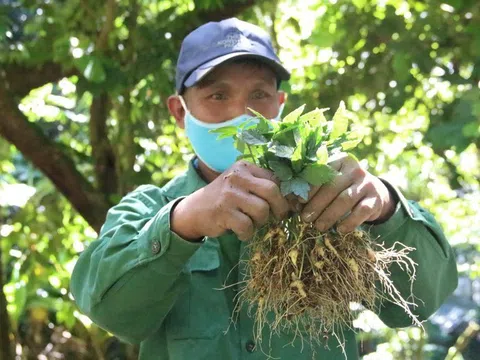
[280,178,311,201]
[269,142,295,159]
[305,131,320,160]
[291,144,303,172]
[235,138,246,154]
[316,145,329,164]
[268,160,293,181]
[341,132,364,150]
[210,126,238,140]
[294,128,302,145]
[300,163,336,186]
[238,129,268,145]
[299,108,329,127]
[257,118,271,134]
[83,57,106,83]
[283,104,306,123]
[330,101,349,140]
[272,125,298,147]
[236,153,256,162]
[248,107,269,122]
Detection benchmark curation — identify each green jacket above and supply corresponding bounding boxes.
[70,160,458,360]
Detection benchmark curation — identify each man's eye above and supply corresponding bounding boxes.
[210,93,226,100]
[251,90,270,100]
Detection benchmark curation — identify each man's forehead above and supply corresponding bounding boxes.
[195,61,277,89]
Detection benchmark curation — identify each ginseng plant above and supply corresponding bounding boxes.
[212,102,422,355]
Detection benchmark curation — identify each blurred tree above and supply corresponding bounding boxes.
[0,0,478,359]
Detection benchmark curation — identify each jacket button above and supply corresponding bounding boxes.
[245,340,255,352]
[151,240,161,254]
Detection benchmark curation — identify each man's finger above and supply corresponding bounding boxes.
[312,184,363,232]
[248,177,290,220]
[237,193,271,227]
[337,197,381,233]
[225,210,255,241]
[300,173,353,223]
[238,161,280,185]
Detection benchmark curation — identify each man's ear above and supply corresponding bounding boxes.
[167,95,186,129]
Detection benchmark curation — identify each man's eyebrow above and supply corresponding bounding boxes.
[195,77,217,89]
[258,74,276,86]
[195,73,277,90]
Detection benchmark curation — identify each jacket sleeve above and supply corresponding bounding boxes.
[366,182,458,328]
[70,185,203,343]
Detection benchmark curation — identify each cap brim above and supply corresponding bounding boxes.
[183,52,290,89]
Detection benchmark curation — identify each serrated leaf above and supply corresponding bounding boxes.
[238,129,268,145]
[316,145,328,164]
[272,126,298,147]
[281,178,311,201]
[272,123,300,139]
[268,160,293,181]
[340,131,364,150]
[269,142,295,159]
[210,126,238,140]
[330,101,349,140]
[247,107,269,122]
[257,118,271,134]
[299,108,329,127]
[300,163,336,186]
[283,104,306,124]
[341,138,362,151]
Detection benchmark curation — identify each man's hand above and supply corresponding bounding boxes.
[171,161,291,241]
[299,156,397,233]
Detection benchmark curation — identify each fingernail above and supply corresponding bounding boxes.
[337,225,346,233]
[304,212,316,222]
[295,203,303,212]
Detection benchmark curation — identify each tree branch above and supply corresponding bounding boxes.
[0,85,111,232]
[1,62,78,98]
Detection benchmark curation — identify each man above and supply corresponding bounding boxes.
[71,18,458,359]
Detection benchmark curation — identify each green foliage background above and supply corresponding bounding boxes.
[0,0,478,359]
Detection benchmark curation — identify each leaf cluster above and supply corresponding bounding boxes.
[212,102,363,200]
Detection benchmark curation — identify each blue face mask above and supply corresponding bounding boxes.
[179,96,284,173]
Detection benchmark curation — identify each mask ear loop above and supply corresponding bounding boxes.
[178,95,188,113]
[277,103,285,120]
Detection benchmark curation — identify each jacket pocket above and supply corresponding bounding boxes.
[165,238,230,340]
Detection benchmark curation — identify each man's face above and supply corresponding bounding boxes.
[170,61,284,128]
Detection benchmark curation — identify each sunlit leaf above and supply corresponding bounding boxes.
[330,101,349,140]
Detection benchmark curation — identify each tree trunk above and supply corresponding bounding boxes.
[0,245,13,360]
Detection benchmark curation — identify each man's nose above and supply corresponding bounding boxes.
[227,99,250,118]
